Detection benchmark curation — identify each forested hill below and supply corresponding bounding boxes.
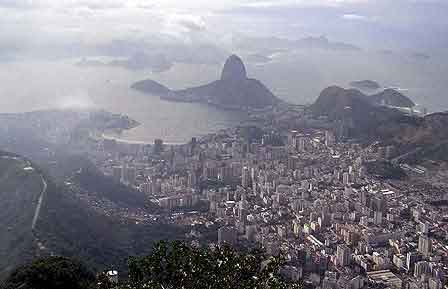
[0,151,186,280]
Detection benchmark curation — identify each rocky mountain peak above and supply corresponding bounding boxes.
[221,54,247,82]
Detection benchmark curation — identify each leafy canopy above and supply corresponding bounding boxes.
[98,241,302,289]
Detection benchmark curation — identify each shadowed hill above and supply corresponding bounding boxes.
[0,151,186,280]
[370,89,415,108]
[310,87,448,162]
[310,86,406,138]
[375,112,448,151]
[0,152,45,278]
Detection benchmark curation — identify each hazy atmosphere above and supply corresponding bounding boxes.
[1,1,448,288]
[1,0,447,142]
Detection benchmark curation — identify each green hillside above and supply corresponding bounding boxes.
[0,151,186,280]
[0,152,45,278]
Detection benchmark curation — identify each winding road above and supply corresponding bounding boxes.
[31,175,47,231]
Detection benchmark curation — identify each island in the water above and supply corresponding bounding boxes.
[76,52,173,73]
[131,55,279,110]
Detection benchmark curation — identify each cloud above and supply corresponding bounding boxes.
[240,0,369,8]
[0,0,447,60]
[162,13,208,40]
[66,0,124,10]
[0,0,46,9]
[0,0,125,10]
[172,14,207,31]
[342,13,371,21]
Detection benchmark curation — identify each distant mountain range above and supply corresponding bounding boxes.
[233,35,361,53]
[132,55,279,109]
[295,36,361,51]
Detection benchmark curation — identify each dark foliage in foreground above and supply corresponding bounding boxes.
[3,242,302,289]
[1,257,95,289]
[98,241,302,289]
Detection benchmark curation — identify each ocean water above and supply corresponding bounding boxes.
[0,51,447,143]
[0,60,247,144]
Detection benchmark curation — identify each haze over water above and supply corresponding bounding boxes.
[0,60,249,144]
[0,50,447,143]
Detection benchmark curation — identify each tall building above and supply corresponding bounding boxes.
[287,130,298,149]
[112,166,122,182]
[419,221,430,235]
[359,190,370,206]
[298,137,306,152]
[336,244,352,267]
[325,131,335,147]
[406,252,420,272]
[373,211,383,226]
[288,156,299,170]
[371,197,386,212]
[121,166,136,186]
[418,235,432,257]
[153,139,164,154]
[414,261,431,278]
[189,137,197,156]
[242,166,251,188]
[343,172,350,185]
[187,170,197,188]
[238,207,248,223]
[322,271,337,289]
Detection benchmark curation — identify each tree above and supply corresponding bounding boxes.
[98,241,302,289]
[3,242,302,289]
[1,256,95,289]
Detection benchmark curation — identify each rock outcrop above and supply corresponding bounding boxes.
[132,55,279,109]
[371,89,415,108]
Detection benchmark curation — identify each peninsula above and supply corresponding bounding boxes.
[132,55,279,110]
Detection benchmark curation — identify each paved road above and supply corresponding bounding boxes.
[391,147,422,164]
[31,176,47,231]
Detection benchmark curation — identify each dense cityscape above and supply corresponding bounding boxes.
[69,104,448,289]
[2,0,448,288]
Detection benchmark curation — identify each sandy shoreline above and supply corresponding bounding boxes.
[101,133,186,146]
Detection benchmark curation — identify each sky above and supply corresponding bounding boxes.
[0,0,447,60]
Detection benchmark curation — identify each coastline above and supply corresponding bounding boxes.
[158,94,255,112]
[101,132,187,146]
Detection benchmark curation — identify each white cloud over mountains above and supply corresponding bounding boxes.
[0,0,446,58]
